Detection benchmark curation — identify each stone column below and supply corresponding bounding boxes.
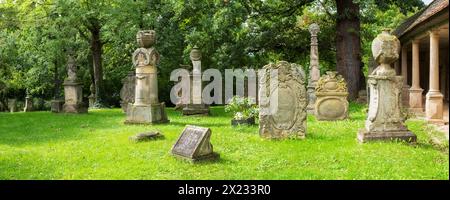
[401,45,410,105]
[307,23,320,114]
[357,30,416,143]
[24,94,33,112]
[425,29,444,123]
[88,84,95,108]
[125,30,169,124]
[394,61,400,75]
[409,39,423,112]
[182,46,209,115]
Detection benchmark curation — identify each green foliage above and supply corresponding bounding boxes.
[224,96,258,120]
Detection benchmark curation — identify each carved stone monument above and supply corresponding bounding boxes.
[307,23,321,114]
[171,125,219,163]
[259,61,307,139]
[125,30,168,124]
[357,30,416,143]
[182,46,210,115]
[315,71,348,120]
[63,55,87,113]
[120,71,136,112]
[8,98,16,113]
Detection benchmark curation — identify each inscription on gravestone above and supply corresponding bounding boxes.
[171,125,219,162]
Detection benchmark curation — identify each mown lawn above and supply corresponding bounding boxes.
[0,103,448,180]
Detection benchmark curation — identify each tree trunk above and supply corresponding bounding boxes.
[335,0,362,100]
[89,19,106,106]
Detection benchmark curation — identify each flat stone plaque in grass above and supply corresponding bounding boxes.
[171,125,219,163]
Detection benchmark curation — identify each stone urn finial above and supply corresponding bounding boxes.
[190,45,202,61]
[371,29,401,76]
[309,23,320,36]
[136,30,156,48]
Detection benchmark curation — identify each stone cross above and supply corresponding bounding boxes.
[307,23,321,114]
[357,29,416,143]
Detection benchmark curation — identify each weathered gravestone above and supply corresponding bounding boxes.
[63,54,87,113]
[88,84,95,109]
[125,30,169,124]
[357,30,416,143]
[120,71,136,113]
[8,98,17,113]
[315,71,349,120]
[171,125,219,162]
[259,61,307,139]
[51,100,64,113]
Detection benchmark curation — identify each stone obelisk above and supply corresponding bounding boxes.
[357,29,416,143]
[307,23,321,114]
[182,46,210,115]
[125,30,169,124]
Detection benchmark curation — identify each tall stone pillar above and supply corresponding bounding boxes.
[307,23,321,114]
[24,90,33,112]
[125,30,168,124]
[357,30,416,143]
[88,84,95,109]
[401,46,410,105]
[409,39,423,112]
[63,55,87,113]
[182,46,209,115]
[425,29,444,123]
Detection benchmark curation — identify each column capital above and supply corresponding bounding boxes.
[428,28,440,35]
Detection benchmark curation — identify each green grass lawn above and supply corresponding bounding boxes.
[0,103,448,180]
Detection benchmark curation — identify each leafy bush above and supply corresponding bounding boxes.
[224,96,258,120]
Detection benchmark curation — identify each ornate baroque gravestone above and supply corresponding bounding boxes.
[63,55,87,113]
[171,125,219,162]
[120,71,136,112]
[259,61,307,139]
[125,30,169,124]
[182,46,210,115]
[307,23,321,114]
[357,30,416,143]
[315,71,349,120]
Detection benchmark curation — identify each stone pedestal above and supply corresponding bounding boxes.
[51,100,64,113]
[357,30,416,143]
[426,91,444,124]
[125,30,168,124]
[358,75,416,142]
[24,96,33,112]
[63,81,87,113]
[315,71,348,121]
[125,102,169,124]
[409,88,423,112]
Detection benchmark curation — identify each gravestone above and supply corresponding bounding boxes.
[315,71,349,120]
[171,125,219,162]
[120,71,135,112]
[259,61,307,139]
[63,55,87,113]
[357,30,416,143]
[307,23,321,114]
[182,46,210,115]
[125,30,169,124]
[51,100,64,113]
